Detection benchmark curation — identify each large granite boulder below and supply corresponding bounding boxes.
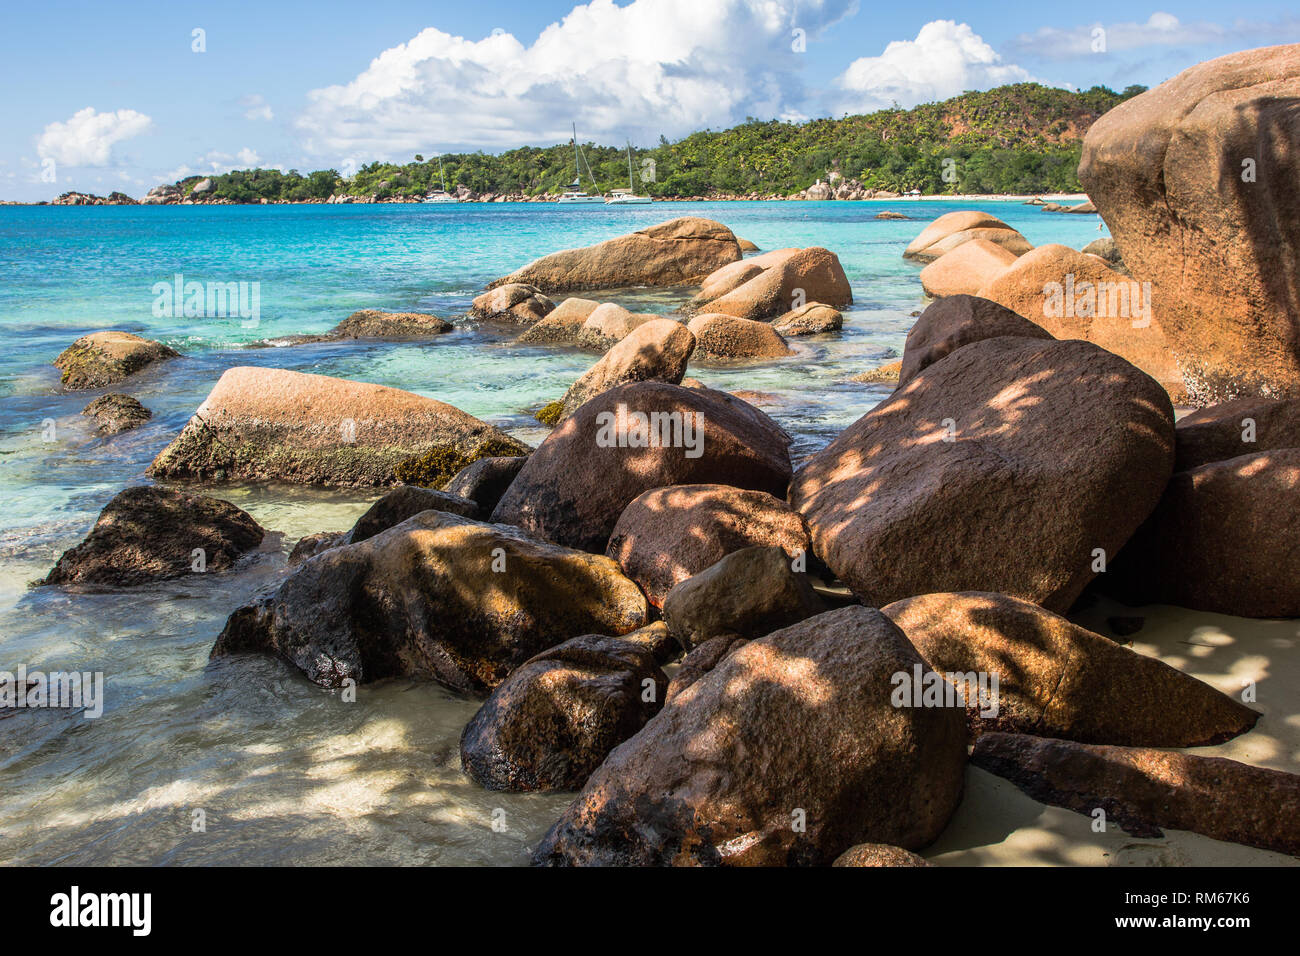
[898,295,1053,389]
[43,486,264,587]
[919,238,1017,298]
[574,304,657,351]
[789,337,1175,612]
[348,486,480,541]
[972,733,1300,856]
[903,211,1032,263]
[882,591,1259,746]
[691,247,851,320]
[607,484,812,607]
[1078,44,1300,404]
[560,319,695,418]
[212,511,648,695]
[459,633,668,792]
[833,844,932,867]
[1108,448,1300,617]
[976,243,1187,401]
[532,606,967,866]
[492,382,793,553]
[772,302,843,336]
[147,367,528,487]
[54,331,178,389]
[488,218,742,293]
[1173,396,1300,471]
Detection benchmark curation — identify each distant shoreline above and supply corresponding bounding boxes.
[1,192,1089,208]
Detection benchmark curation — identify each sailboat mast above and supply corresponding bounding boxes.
[572,122,580,183]
[627,141,634,189]
[439,156,448,192]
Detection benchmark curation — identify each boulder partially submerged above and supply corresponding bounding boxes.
[43,486,265,587]
[488,217,742,293]
[469,284,555,325]
[533,606,967,866]
[919,238,1017,298]
[898,294,1052,389]
[147,367,528,487]
[81,393,152,434]
[686,314,792,360]
[213,511,648,694]
[329,310,453,338]
[690,247,851,320]
[772,303,842,336]
[54,331,179,389]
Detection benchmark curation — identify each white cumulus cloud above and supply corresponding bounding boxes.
[37,107,153,166]
[241,94,274,121]
[295,0,856,161]
[835,20,1036,111]
[1008,12,1300,60]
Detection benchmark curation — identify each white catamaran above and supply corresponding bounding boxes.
[606,141,652,205]
[423,156,459,203]
[557,124,605,204]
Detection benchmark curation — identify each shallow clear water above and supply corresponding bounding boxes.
[0,199,1104,864]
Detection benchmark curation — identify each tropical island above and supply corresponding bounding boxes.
[34,82,1144,206]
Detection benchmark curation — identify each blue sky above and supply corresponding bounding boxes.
[2,0,1297,200]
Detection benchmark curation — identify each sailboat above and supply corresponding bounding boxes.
[423,156,459,203]
[606,141,652,205]
[557,124,605,204]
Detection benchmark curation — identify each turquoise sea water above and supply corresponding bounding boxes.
[0,199,1105,864]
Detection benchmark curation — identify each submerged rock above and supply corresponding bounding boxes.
[972,732,1300,856]
[459,632,667,792]
[54,331,179,389]
[488,217,742,293]
[517,297,600,344]
[81,393,152,434]
[574,304,657,351]
[882,591,1258,746]
[43,485,264,587]
[147,367,528,487]
[790,337,1174,612]
[213,511,647,695]
[607,484,812,608]
[532,606,967,866]
[492,381,793,553]
[329,309,453,338]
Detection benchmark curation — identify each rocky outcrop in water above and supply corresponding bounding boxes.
[43,486,265,587]
[560,319,695,418]
[690,247,851,320]
[147,367,528,487]
[54,331,179,389]
[919,238,1017,298]
[488,217,742,293]
[686,314,792,360]
[213,511,647,694]
[330,310,453,338]
[81,393,152,434]
[470,284,555,325]
[903,211,1032,263]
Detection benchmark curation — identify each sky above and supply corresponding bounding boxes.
[2,0,1298,201]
